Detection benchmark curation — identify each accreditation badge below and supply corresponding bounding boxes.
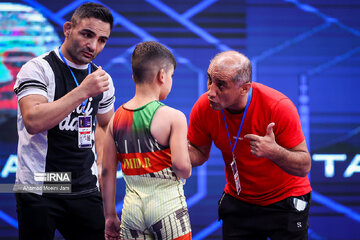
[78,115,92,148]
[231,155,241,195]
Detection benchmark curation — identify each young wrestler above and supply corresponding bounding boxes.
[102,41,192,240]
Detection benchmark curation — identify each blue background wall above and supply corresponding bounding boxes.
[0,0,359,239]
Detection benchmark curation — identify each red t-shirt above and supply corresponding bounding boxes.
[188,82,312,206]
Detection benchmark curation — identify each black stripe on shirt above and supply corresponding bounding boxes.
[14,80,47,95]
[99,95,115,109]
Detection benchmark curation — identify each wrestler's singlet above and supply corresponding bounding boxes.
[113,101,189,233]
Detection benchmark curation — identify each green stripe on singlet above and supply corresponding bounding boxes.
[131,101,164,133]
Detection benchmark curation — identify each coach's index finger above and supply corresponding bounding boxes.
[244,134,261,141]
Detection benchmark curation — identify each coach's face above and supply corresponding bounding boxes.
[207,63,242,112]
[63,17,110,65]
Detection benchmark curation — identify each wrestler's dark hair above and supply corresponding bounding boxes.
[71,2,114,30]
[132,41,177,84]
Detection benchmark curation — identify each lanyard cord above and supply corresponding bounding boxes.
[58,46,91,114]
[222,86,253,154]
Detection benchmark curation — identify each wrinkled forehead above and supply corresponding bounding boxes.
[208,56,238,80]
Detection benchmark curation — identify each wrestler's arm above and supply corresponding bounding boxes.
[95,108,114,189]
[101,116,121,238]
[152,106,191,179]
[168,109,192,179]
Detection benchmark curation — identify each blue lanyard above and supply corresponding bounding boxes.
[58,46,91,113]
[222,86,253,155]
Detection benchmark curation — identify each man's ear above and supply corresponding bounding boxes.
[240,82,252,95]
[63,21,72,38]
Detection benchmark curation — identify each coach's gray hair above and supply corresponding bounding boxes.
[211,51,252,85]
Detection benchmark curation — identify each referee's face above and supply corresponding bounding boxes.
[63,17,110,65]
